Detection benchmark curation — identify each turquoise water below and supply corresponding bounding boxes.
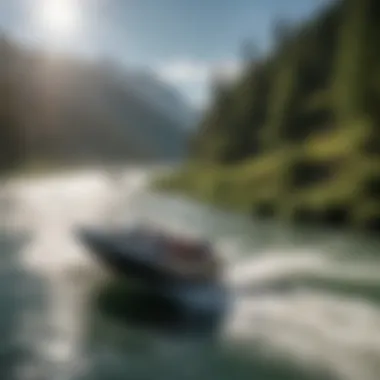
[1,168,380,380]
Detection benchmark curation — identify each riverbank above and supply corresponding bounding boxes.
[153,153,380,234]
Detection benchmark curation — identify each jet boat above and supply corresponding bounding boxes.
[75,225,223,287]
[75,224,229,317]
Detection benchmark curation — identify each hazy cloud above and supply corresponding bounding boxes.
[154,59,243,108]
[155,59,243,85]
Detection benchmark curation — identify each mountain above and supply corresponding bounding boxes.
[1,37,193,170]
[111,66,198,130]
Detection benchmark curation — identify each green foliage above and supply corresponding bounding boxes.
[332,0,372,121]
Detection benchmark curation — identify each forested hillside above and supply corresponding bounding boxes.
[158,0,380,231]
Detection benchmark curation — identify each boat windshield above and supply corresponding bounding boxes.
[127,226,213,263]
[166,238,212,261]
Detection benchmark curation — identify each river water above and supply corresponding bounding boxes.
[1,167,380,380]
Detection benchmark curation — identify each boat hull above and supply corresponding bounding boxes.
[75,227,216,287]
[76,227,231,317]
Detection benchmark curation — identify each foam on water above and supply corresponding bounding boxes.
[4,167,380,380]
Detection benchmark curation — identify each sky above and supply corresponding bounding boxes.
[0,0,331,108]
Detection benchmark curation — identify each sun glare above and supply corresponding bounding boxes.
[38,0,79,41]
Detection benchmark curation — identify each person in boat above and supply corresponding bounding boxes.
[162,236,220,281]
[129,225,220,281]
